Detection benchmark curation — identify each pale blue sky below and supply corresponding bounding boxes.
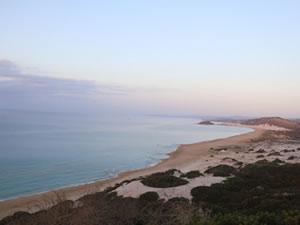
[1,1,300,116]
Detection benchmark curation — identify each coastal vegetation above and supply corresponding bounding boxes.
[2,161,300,225]
[188,211,300,225]
[138,192,159,202]
[181,170,204,179]
[192,161,300,214]
[204,165,236,177]
[141,171,189,188]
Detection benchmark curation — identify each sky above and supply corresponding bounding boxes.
[0,0,300,117]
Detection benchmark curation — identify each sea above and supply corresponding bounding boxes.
[0,110,252,201]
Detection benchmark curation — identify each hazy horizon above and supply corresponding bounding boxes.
[1,1,300,117]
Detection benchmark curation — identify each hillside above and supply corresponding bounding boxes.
[242,117,300,130]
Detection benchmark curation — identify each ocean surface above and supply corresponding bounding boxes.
[0,111,252,200]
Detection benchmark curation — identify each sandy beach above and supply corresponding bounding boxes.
[0,123,267,219]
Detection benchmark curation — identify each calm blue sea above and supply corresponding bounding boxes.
[0,111,252,200]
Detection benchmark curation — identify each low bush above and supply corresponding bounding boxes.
[167,197,190,204]
[268,152,281,156]
[204,165,236,177]
[141,172,189,188]
[181,171,204,179]
[272,158,284,164]
[165,169,181,175]
[255,149,266,153]
[138,192,159,202]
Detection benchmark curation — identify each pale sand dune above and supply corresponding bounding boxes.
[116,175,225,200]
[0,126,263,219]
[115,133,300,201]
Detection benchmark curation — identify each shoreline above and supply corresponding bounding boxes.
[0,124,263,219]
[0,126,249,203]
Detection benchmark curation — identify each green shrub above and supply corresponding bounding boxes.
[272,158,284,164]
[105,191,117,199]
[191,186,224,204]
[138,192,159,202]
[165,168,181,175]
[141,172,189,188]
[181,170,204,179]
[167,197,190,204]
[205,165,236,177]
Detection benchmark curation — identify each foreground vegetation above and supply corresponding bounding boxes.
[2,161,300,225]
[192,160,300,214]
[188,211,300,225]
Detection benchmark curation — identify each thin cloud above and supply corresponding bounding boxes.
[0,59,129,97]
[0,60,180,114]
[0,60,135,112]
